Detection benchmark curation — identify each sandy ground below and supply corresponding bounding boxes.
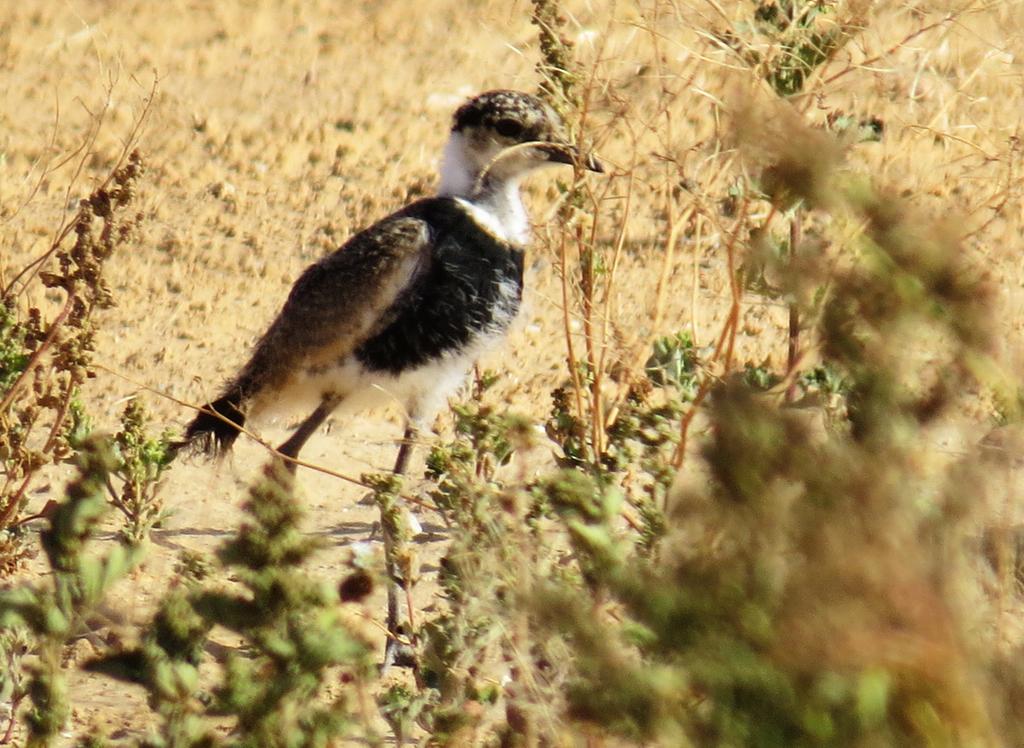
[2,0,1023,742]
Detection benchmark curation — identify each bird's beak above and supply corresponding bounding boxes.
[539,142,604,173]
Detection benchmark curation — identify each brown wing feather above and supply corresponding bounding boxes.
[230,214,432,402]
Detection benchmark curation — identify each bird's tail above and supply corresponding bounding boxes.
[176,390,247,458]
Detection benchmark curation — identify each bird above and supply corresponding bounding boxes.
[179,89,604,668]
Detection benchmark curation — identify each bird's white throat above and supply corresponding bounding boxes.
[438,132,480,197]
[437,131,531,245]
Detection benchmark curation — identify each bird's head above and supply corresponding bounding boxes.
[439,90,603,197]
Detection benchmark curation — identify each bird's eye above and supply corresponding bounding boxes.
[494,118,523,138]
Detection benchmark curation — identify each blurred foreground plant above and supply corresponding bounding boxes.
[0,437,142,747]
[88,458,376,746]
[529,105,1015,743]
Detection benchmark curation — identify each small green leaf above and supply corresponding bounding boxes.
[43,605,70,637]
[78,557,104,604]
[856,668,891,727]
[99,544,144,591]
[601,486,623,521]
[171,661,199,695]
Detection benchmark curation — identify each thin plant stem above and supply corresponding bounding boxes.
[786,210,802,402]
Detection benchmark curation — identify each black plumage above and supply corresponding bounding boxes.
[355,197,525,375]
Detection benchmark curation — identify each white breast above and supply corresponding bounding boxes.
[455,197,530,246]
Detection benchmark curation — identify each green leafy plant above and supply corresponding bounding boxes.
[0,624,30,743]
[645,331,700,398]
[0,437,143,747]
[752,0,859,99]
[109,399,175,545]
[88,458,376,746]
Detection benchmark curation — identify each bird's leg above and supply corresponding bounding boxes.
[392,423,417,476]
[381,423,419,672]
[276,396,339,471]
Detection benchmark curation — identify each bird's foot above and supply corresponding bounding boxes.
[380,635,418,674]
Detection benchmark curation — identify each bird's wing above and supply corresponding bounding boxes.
[231,213,433,399]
